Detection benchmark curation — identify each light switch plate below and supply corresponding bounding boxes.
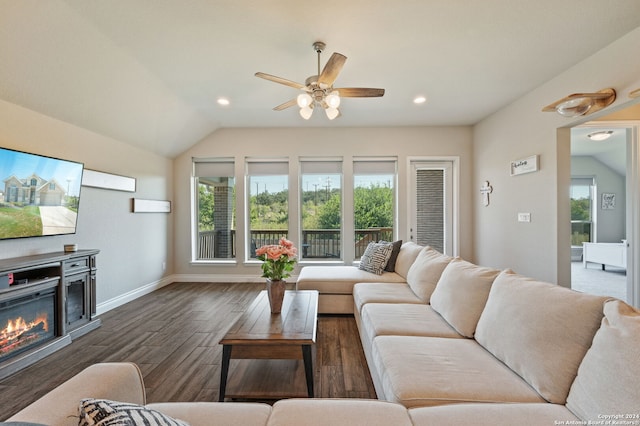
[518,212,531,222]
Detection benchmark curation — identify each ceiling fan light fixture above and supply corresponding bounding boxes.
[587,130,614,141]
[326,91,341,108]
[255,41,384,120]
[300,105,313,120]
[325,107,340,120]
[297,93,313,108]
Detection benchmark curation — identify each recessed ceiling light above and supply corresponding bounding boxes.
[587,130,614,141]
[217,98,230,106]
[413,96,427,104]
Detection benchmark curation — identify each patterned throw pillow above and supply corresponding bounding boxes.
[79,399,188,426]
[359,241,393,275]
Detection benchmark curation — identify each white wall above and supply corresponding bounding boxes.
[173,126,473,280]
[473,27,640,286]
[0,100,174,308]
[571,156,626,243]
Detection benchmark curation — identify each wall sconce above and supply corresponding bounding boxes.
[542,88,616,117]
[630,88,640,98]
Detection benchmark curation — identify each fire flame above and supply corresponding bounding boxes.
[1,314,49,338]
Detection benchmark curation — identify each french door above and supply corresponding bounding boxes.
[409,160,457,256]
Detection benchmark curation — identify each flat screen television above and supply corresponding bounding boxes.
[0,147,84,240]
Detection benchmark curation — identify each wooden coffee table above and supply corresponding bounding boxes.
[218,289,319,401]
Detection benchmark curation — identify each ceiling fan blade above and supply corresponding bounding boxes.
[318,53,347,86]
[335,88,385,97]
[273,99,298,111]
[255,72,306,90]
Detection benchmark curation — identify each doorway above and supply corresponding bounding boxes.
[569,120,637,304]
[408,159,458,256]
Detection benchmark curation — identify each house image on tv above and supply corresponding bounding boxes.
[2,173,67,206]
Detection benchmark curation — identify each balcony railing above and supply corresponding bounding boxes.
[197,228,393,260]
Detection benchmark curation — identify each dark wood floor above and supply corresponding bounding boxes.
[0,282,376,420]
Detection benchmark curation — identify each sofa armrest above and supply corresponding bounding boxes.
[7,363,145,426]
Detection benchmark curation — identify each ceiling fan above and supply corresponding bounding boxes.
[255,41,385,120]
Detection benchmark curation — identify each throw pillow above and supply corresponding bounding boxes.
[79,399,189,426]
[359,241,393,275]
[429,258,501,337]
[380,240,403,272]
[475,270,608,405]
[405,246,454,302]
[566,300,640,421]
[393,242,424,279]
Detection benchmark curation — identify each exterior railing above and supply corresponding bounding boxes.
[197,228,393,260]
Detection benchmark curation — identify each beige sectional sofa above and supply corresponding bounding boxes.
[301,242,640,422]
[6,242,640,425]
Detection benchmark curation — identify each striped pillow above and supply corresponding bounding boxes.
[79,399,188,426]
[359,241,393,275]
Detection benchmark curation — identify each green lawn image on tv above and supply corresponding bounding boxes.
[0,205,43,238]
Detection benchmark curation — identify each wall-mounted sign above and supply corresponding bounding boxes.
[510,155,539,176]
[131,198,171,213]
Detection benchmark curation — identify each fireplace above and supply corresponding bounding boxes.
[0,287,57,363]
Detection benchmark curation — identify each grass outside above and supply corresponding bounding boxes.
[0,205,43,238]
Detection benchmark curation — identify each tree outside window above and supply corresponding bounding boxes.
[571,178,593,245]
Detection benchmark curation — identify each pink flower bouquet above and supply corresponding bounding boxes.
[255,237,298,281]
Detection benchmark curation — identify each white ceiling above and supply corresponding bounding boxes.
[2,1,640,158]
[571,127,628,176]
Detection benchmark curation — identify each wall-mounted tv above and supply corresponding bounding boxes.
[0,147,84,240]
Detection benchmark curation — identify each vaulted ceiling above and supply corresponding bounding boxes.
[2,1,640,158]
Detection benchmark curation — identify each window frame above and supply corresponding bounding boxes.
[299,157,344,262]
[352,157,398,261]
[191,158,237,263]
[245,158,290,262]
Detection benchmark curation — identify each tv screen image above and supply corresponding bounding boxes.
[0,147,84,240]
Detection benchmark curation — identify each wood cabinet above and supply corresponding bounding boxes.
[0,249,100,379]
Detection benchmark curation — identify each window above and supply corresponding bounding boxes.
[353,158,396,259]
[246,159,289,259]
[193,159,236,260]
[300,158,342,260]
[571,177,594,245]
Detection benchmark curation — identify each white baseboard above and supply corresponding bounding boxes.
[170,273,300,283]
[95,276,174,316]
[95,274,300,315]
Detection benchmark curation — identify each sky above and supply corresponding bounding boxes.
[0,147,84,196]
[248,174,394,195]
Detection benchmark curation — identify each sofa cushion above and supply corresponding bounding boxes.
[7,363,146,426]
[566,300,640,421]
[79,399,187,426]
[267,399,413,426]
[297,266,405,295]
[372,336,545,407]
[429,259,500,337]
[353,283,423,314]
[405,247,454,302]
[393,242,424,279]
[360,303,463,343]
[359,241,394,275]
[148,402,272,426]
[381,240,403,272]
[475,270,608,404]
[408,403,580,426]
